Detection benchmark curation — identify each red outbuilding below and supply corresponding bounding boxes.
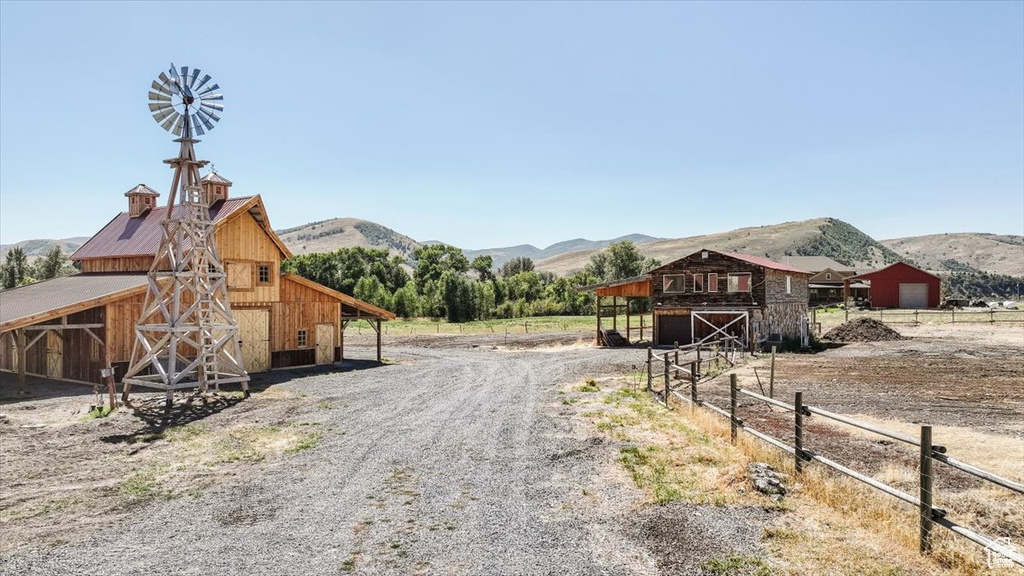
[844,262,941,309]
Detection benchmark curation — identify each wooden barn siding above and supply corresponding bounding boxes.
[651,253,765,307]
[62,308,105,383]
[264,276,341,362]
[217,211,282,305]
[861,264,941,309]
[595,279,652,298]
[80,256,154,273]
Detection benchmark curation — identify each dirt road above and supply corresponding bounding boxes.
[1,341,766,576]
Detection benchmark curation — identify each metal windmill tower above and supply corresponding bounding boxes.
[122,63,249,407]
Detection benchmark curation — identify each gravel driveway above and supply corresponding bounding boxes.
[2,340,765,576]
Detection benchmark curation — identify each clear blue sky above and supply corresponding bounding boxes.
[1,1,1022,249]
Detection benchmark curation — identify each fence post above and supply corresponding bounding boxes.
[730,374,738,444]
[663,353,670,407]
[646,348,652,391]
[914,309,919,324]
[951,307,955,323]
[696,346,702,377]
[674,342,679,379]
[920,425,934,553]
[770,345,777,398]
[991,308,995,323]
[845,308,849,323]
[795,391,804,473]
[690,361,698,404]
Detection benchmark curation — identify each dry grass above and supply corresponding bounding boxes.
[570,377,1019,575]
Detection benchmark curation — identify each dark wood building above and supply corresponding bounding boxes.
[649,250,810,347]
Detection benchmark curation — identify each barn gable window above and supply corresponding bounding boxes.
[708,273,718,292]
[663,274,685,293]
[257,263,272,285]
[297,330,308,348]
[693,274,704,292]
[825,272,832,280]
[727,273,751,293]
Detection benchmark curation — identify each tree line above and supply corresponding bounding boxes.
[1,246,76,288]
[282,241,660,322]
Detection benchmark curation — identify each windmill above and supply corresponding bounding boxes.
[122,63,249,409]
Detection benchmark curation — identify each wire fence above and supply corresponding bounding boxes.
[811,308,1024,333]
[641,351,1024,567]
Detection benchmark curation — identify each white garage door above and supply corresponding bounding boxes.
[898,283,929,309]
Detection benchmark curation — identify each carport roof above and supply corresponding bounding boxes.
[0,273,149,332]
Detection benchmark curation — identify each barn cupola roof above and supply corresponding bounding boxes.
[201,170,232,206]
[124,183,160,218]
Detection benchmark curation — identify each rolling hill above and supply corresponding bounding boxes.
[881,233,1024,277]
[533,218,904,276]
[459,234,662,269]
[0,237,89,262]
[276,218,423,261]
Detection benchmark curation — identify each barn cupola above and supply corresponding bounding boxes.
[124,184,160,218]
[201,170,232,206]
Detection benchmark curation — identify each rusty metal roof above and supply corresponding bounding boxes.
[0,274,149,332]
[720,252,810,274]
[71,197,254,260]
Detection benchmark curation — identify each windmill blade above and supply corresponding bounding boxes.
[148,91,171,103]
[192,114,206,136]
[201,101,224,112]
[181,66,190,84]
[194,73,212,91]
[168,63,182,94]
[198,83,220,96]
[188,68,201,88]
[199,93,224,101]
[149,102,173,113]
[160,111,181,132]
[151,81,173,97]
[171,114,185,136]
[204,109,221,122]
[195,108,216,131]
[153,107,176,123]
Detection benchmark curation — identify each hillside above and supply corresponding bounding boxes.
[276,218,422,261]
[881,233,1024,277]
[535,218,904,276]
[0,237,88,262]
[461,234,662,268]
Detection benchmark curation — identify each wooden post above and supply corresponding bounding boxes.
[770,345,777,398]
[696,345,702,377]
[596,295,602,345]
[951,307,955,323]
[673,342,679,379]
[612,296,617,331]
[340,320,345,362]
[103,346,116,411]
[689,361,697,404]
[640,314,645,342]
[845,307,849,323]
[729,374,738,444]
[663,352,670,407]
[920,425,934,553]
[795,391,804,473]
[626,298,631,343]
[646,347,653,391]
[376,319,382,363]
[16,328,27,395]
[914,309,919,324]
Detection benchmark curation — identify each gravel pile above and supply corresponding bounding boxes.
[821,317,903,342]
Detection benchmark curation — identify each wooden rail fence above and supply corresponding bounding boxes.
[642,349,1024,567]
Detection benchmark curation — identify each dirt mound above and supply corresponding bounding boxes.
[822,317,903,342]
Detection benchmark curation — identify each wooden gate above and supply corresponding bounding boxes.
[235,309,270,373]
[46,331,63,379]
[315,324,334,365]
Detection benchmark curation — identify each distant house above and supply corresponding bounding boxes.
[844,262,940,309]
[581,249,811,348]
[1,174,394,387]
[784,256,869,305]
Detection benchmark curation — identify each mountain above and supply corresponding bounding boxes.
[276,218,422,261]
[461,234,662,268]
[881,233,1024,277]
[534,218,904,276]
[0,237,89,262]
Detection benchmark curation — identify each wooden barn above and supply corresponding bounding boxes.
[582,250,810,348]
[843,262,940,309]
[0,173,394,388]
